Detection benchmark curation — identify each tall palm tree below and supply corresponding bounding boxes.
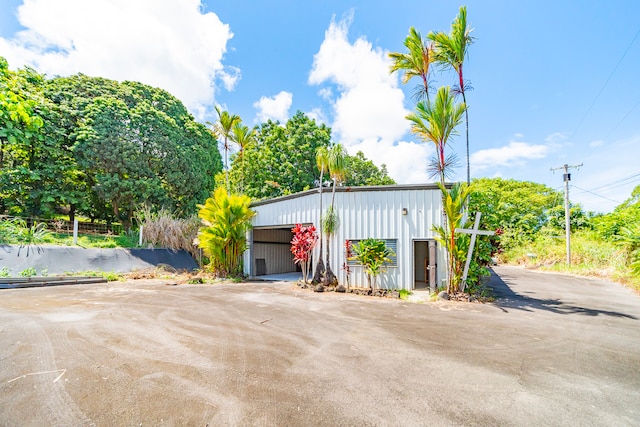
[429,6,474,184]
[312,146,329,285]
[323,144,347,287]
[231,122,257,193]
[406,86,466,186]
[408,86,465,294]
[328,144,347,211]
[208,106,241,192]
[389,26,435,102]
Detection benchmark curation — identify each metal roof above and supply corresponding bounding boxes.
[250,182,449,207]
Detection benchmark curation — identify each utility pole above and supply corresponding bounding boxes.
[550,163,583,265]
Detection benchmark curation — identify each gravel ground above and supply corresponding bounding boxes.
[1,267,639,426]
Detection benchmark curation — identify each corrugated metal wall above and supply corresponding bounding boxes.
[246,186,445,290]
[252,228,297,275]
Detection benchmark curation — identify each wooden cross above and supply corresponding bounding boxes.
[455,212,495,292]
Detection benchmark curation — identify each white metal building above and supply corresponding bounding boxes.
[244,184,446,291]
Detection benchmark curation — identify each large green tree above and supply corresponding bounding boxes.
[344,151,396,186]
[468,177,564,249]
[228,112,394,200]
[73,84,221,225]
[228,112,332,200]
[0,58,45,215]
[0,60,222,223]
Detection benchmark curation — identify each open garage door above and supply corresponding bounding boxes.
[251,226,302,276]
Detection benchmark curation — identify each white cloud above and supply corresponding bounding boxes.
[589,140,604,148]
[253,91,293,123]
[545,132,569,144]
[306,107,328,125]
[0,0,236,118]
[471,141,549,172]
[317,87,333,101]
[308,14,413,183]
[349,139,431,184]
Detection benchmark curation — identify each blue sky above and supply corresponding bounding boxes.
[1,0,639,213]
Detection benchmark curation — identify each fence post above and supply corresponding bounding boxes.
[139,226,143,247]
[73,219,78,245]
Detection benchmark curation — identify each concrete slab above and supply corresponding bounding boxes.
[252,272,302,282]
[0,266,638,425]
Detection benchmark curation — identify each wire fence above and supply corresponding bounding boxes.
[0,215,124,236]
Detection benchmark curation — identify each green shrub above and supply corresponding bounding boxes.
[19,267,38,277]
[198,188,255,277]
[349,238,395,289]
[502,230,632,280]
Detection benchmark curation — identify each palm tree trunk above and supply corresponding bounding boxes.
[240,150,244,193]
[224,137,229,193]
[462,89,469,185]
[323,178,338,286]
[312,169,325,284]
[458,66,470,185]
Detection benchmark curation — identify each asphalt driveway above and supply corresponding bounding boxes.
[0,266,639,426]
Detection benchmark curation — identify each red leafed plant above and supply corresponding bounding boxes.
[290,224,318,284]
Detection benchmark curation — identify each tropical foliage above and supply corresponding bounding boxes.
[209,106,241,192]
[322,144,348,286]
[389,26,435,102]
[197,188,255,277]
[0,217,49,245]
[226,112,394,200]
[344,151,396,186]
[469,177,572,249]
[433,182,474,294]
[290,224,319,284]
[0,57,223,225]
[228,112,332,199]
[312,145,329,284]
[349,238,395,290]
[406,86,466,185]
[429,6,474,183]
[470,179,640,287]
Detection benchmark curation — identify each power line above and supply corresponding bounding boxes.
[605,100,640,139]
[584,173,640,193]
[571,185,621,205]
[571,26,640,138]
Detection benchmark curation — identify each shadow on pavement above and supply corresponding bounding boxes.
[487,268,638,319]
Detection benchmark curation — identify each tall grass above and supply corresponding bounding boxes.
[501,230,638,290]
[139,209,200,259]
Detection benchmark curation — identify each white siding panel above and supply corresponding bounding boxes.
[249,186,445,290]
[254,243,296,274]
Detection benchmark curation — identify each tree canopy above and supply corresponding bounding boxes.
[468,177,570,248]
[0,57,222,224]
[227,112,395,199]
[1,58,394,226]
